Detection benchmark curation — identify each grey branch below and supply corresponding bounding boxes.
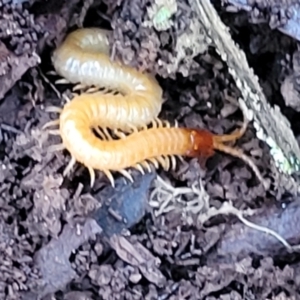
[191,0,300,192]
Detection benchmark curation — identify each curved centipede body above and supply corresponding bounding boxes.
[52,28,163,131]
[45,28,265,188]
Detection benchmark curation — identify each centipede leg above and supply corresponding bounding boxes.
[127,124,138,134]
[48,129,61,135]
[63,156,76,176]
[163,156,170,171]
[148,158,159,169]
[164,120,171,128]
[42,119,60,130]
[113,129,126,139]
[140,123,148,131]
[156,118,163,128]
[118,169,134,183]
[165,156,171,171]
[151,118,161,129]
[156,156,168,171]
[140,161,152,173]
[71,92,80,98]
[45,106,63,113]
[102,127,113,140]
[151,119,157,128]
[47,70,57,76]
[62,93,72,103]
[176,155,184,162]
[86,86,104,94]
[73,83,88,92]
[133,163,145,174]
[94,127,108,140]
[48,144,65,153]
[102,169,115,187]
[170,155,177,171]
[55,78,70,85]
[88,166,96,188]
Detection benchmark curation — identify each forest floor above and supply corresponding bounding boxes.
[1,0,300,299]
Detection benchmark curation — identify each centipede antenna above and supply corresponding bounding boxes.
[47,144,65,153]
[42,119,60,129]
[63,156,76,176]
[214,143,267,188]
[148,158,159,169]
[214,119,248,144]
[88,166,96,188]
[118,169,134,183]
[103,169,115,187]
[45,106,63,113]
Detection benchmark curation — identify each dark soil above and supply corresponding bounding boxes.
[1,0,300,299]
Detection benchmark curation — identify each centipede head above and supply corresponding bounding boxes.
[185,128,215,159]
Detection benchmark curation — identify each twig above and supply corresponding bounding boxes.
[192,0,300,193]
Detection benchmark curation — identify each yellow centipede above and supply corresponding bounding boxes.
[45,28,263,187]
